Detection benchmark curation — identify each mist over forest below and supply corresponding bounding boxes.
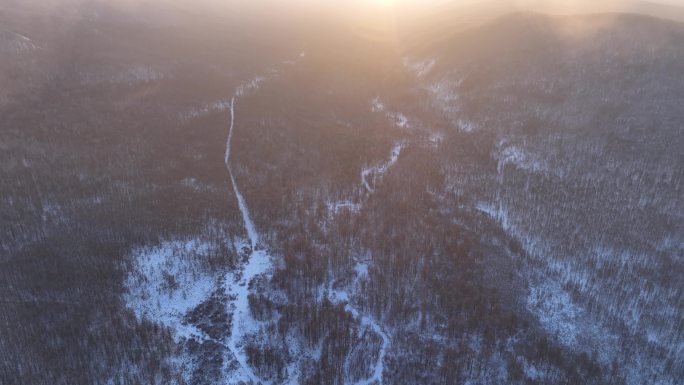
[1,1,682,384]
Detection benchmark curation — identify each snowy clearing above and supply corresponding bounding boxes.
[124,239,218,343]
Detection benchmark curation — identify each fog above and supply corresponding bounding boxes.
[7,0,684,19]
[2,0,683,384]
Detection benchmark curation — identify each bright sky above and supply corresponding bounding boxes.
[360,0,684,8]
[271,0,683,18]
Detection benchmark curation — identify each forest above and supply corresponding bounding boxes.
[1,1,682,384]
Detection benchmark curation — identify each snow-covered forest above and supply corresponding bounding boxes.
[1,1,682,384]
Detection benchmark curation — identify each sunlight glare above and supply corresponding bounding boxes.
[369,0,395,7]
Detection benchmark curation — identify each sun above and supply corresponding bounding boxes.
[369,0,395,7]
[351,0,399,44]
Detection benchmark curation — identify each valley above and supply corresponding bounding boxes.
[1,2,682,385]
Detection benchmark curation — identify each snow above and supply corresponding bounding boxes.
[226,97,260,250]
[224,95,260,247]
[526,280,580,347]
[475,202,498,219]
[220,75,287,383]
[371,97,385,112]
[481,199,626,363]
[80,65,166,86]
[523,361,542,381]
[222,90,269,384]
[327,200,361,215]
[354,261,369,278]
[457,118,477,133]
[361,142,405,193]
[410,68,479,134]
[124,239,217,343]
[11,31,32,42]
[317,133,405,385]
[403,57,436,78]
[229,170,260,250]
[0,30,39,52]
[325,259,390,385]
[181,99,232,120]
[428,132,444,148]
[476,199,584,348]
[356,315,390,385]
[283,335,304,385]
[370,97,411,129]
[224,97,237,166]
[319,111,411,384]
[223,249,272,384]
[428,78,461,104]
[124,54,314,384]
[394,113,409,128]
[235,76,266,98]
[220,54,311,383]
[497,145,549,175]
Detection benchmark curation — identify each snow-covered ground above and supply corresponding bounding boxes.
[124,239,218,343]
[235,77,266,98]
[526,280,581,347]
[323,136,402,383]
[180,99,232,121]
[327,200,361,216]
[328,100,411,222]
[403,57,436,79]
[124,237,231,384]
[328,261,391,385]
[361,142,405,193]
[322,96,440,383]
[495,141,559,177]
[125,62,296,383]
[371,97,410,129]
[404,57,482,134]
[80,65,167,86]
[0,30,40,52]
[125,51,400,383]
[221,86,274,384]
[323,111,409,383]
[474,152,636,378]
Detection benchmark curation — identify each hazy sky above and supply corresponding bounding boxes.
[11,0,684,28]
[236,0,684,19]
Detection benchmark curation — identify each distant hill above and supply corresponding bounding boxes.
[397,0,684,52]
[403,12,684,384]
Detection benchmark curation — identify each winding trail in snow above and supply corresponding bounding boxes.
[328,105,413,385]
[224,92,272,384]
[327,261,390,385]
[220,54,305,383]
[358,315,390,385]
[342,107,417,385]
[222,70,397,384]
[1,29,39,51]
[361,142,405,193]
[225,97,259,250]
